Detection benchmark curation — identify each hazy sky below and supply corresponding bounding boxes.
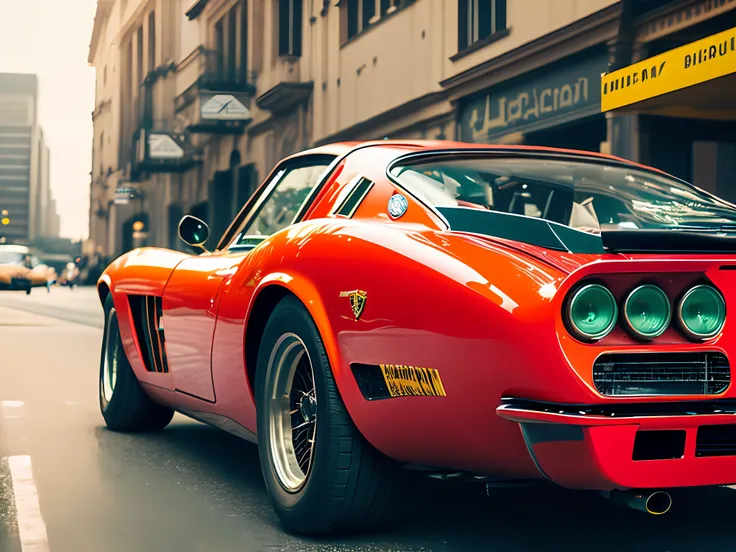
[0,0,98,239]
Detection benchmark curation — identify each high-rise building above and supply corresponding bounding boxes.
[0,73,38,244]
[0,73,59,244]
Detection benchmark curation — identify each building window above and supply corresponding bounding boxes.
[227,8,237,80]
[240,0,248,81]
[215,18,225,75]
[278,0,303,57]
[457,0,507,52]
[346,0,409,41]
[136,26,144,85]
[148,11,156,72]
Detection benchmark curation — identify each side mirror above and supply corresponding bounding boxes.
[178,215,210,251]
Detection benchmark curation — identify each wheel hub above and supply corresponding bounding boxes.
[298,394,317,422]
[267,333,318,493]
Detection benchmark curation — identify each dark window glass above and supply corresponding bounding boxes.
[227,9,237,79]
[347,0,359,38]
[278,0,302,57]
[457,0,507,52]
[215,19,225,75]
[362,0,375,28]
[148,11,155,72]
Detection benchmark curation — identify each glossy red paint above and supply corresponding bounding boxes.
[100,140,736,491]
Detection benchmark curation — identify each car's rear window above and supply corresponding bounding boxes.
[389,156,736,233]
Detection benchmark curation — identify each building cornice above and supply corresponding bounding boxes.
[87,0,114,64]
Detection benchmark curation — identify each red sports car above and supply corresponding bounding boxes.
[98,140,736,534]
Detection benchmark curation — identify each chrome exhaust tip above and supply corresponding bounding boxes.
[601,490,672,515]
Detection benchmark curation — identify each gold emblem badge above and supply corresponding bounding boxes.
[339,289,367,320]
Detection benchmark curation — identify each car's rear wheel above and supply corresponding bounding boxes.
[99,294,174,432]
[256,295,404,535]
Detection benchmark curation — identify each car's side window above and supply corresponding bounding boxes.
[229,161,332,248]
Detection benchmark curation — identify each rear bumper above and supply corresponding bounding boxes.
[497,398,736,491]
[0,278,32,290]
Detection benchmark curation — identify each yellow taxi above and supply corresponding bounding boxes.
[0,245,56,294]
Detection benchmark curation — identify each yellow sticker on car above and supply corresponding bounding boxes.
[379,364,447,398]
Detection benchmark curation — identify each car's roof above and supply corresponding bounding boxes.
[289,140,663,175]
[0,244,29,253]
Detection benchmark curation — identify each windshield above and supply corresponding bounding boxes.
[0,252,24,265]
[390,156,736,233]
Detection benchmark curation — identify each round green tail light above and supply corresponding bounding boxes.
[677,285,726,340]
[623,285,671,339]
[567,284,618,340]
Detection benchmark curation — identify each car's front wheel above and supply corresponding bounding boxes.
[99,294,174,432]
[256,295,404,535]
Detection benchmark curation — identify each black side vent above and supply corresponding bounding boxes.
[696,424,736,457]
[336,177,374,217]
[128,295,169,373]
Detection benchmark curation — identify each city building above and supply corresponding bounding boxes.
[0,73,59,245]
[87,0,736,257]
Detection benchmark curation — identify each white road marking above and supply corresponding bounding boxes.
[7,455,49,552]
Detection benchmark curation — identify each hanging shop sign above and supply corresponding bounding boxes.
[601,25,736,112]
[458,53,609,143]
[114,187,144,205]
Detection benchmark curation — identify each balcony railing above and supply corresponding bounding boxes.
[121,83,202,181]
[174,47,257,135]
[197,48,257,95]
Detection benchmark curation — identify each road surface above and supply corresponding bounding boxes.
[0,287,735,551]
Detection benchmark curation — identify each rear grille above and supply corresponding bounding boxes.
[593,352,730,396]
[696,424,736,457]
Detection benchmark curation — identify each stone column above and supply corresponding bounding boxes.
[604,40,649,162]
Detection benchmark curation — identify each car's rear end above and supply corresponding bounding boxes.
[498,254,736,506]
[387,147,736,512]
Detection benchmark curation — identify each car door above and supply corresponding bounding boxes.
[163,155,336,403]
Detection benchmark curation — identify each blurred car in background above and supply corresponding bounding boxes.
[0,244,56,294]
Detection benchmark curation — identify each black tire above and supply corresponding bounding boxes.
[99,294,174,432]
[256,295,404,535]
[25,286,31,295]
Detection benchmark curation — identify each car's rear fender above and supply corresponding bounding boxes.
[238,219,586,473]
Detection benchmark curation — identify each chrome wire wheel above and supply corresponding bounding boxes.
[102,308,119,403]
[267,332,318,493]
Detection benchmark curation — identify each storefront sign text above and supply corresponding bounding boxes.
[601,25,736,112]
[458,54,608,143]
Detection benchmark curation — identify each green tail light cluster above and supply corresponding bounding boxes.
[565,281,726,342]
[677,285,726,340]
[567,284,618,341]
[623,285,671,339]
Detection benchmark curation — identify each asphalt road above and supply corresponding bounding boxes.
[1,287,736,551]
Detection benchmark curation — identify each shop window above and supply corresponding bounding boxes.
[457,0,507,53]
[278,0,303,58]
[345,0,412,42]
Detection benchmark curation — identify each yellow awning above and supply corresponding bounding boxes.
[601,26,736,112]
